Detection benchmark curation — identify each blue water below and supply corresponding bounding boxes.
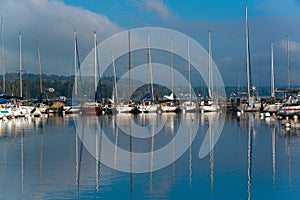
[0,113,300,199]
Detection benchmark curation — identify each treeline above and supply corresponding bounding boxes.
[0,73,73,99]
[0,73,123,100]
[0,73,284,100]
[0,73,171,101]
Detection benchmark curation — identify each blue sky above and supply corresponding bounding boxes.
[0,0,300,87]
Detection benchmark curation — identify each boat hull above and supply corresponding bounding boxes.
[182,101,198,112]
[137,104,159,113]
[82,106,101,115]
[237,102,261,112]
[277,104,300,117]
[263,103,282,114]
[200,105,220,112]
[116,105,136,113]
[63,105,81,114]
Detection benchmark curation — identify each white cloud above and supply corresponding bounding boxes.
[0,0,123,74]
[279,39,300,52]
[143,0,171,19]
[220,56,233,63]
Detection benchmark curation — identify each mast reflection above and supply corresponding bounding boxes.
[247,114,254,200]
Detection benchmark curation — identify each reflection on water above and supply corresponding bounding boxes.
[0,113,300,199]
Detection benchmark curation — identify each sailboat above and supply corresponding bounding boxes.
[64,30,82,114]
[103,52,118,114]
[34,41,49,114]
[276,34,300,117]
[200,31,220,112]
[116,30,137,113]
[0,18,11,119]
[160,39,180,112]
[16,33,42,117]
[237,6,261,112]
[263,43,282,114]
[182,37,198,112]
[82,31,102,115]
[137,31,159,113]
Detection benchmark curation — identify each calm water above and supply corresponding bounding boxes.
[0,112,300,199]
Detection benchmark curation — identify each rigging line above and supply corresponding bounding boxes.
[75,32,84,96]
[96,38,102,101]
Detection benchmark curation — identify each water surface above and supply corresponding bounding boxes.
[0,112,299,199]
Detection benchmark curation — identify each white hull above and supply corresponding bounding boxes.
[277,103,300,117]
[160,102,180,112]
[137,104,159,113]
[11,106,42,118]
[182,101,198,112]
[238,103,261,112]
[116,105,135,113]
[200,104,220,112]
[12,109,25,118]
[200,99,220,112]
[31,107,42,117]
[63,105,81,114]
[263,103,282,113]
[35,103,49,113]
[0,108,12,119]
[102,103,115,113]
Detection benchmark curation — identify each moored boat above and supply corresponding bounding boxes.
[137,32,159,113]
[160,93,180,112]
[82,102,101,115]
[63,105,81,114]
[199,31,220,113]
[137,99,159,113]
[277,95,300,117]
[277,103,300,117]
[116,100,136,113]
[200,99,220,112]
[236,6,261,112]
[182,37,197,113]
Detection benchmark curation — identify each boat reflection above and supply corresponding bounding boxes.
[3,112,300,199]
[199,112,221,195]
[272,124,276,183]
[247,114,254,200]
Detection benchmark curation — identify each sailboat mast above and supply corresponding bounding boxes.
[187,37,192,101]
[287,34,291,90]
[270,43,275,98]
[93,31,97,101]
[38,41,42,94]
[19,33,23,98]
[245,5,251,97]
[1,18,6,94]
[112,53,118,104]
[74,30,78,96]
[147,31,154,101]
[128,30,131,99]
[208,31,212,99]
[171,38,174,94]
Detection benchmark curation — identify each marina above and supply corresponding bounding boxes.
[0,1,300,199]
